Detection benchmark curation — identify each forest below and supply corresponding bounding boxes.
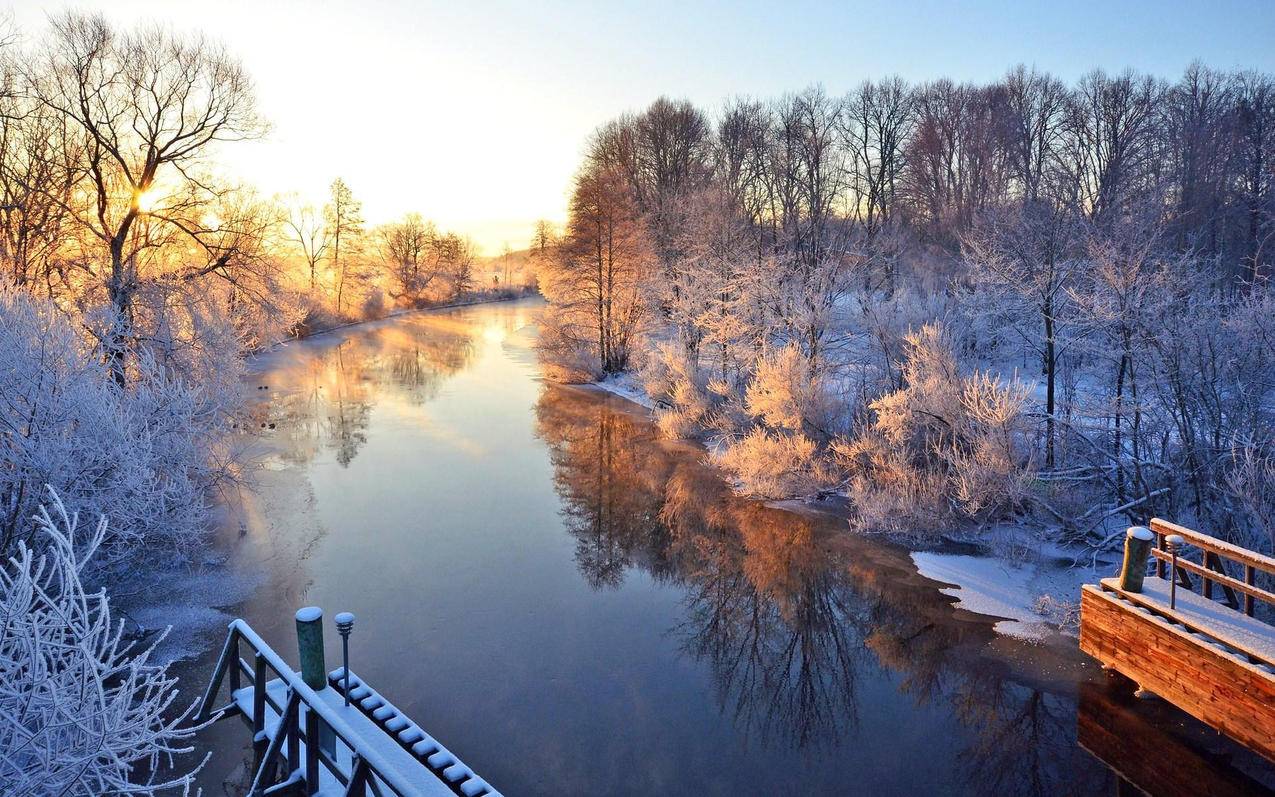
[537,65,1275,556]
[0,12,533,793]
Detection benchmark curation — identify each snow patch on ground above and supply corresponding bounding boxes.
[593,372,656,409]
[912,550,1103,641]
[116,563,262,665]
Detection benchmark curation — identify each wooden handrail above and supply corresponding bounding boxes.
[1149,518,1275,577]
[1150,548,1275,610]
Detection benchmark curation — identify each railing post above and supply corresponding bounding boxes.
[1119,526,1154,593]
[251,651,268,769]
[229,630,242,695]
[295,607,327,691]
[305,706,321,795]
[249,689,298,796]
[1245,565,1256,616]
[1166,534,1185,609]
[345,755,368,797]
[1156,531,1166,579]
[196,625,238,722]
[285,690,300,776]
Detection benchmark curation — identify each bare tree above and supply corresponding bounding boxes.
[964,201,1081,467]
[284,199,329,293]
[1061,69,1163,223]
[1001,65,1069,203]
[539,162,654,376]
[29,11,264,380]
[378,212,436,304]
[325,177,364,313]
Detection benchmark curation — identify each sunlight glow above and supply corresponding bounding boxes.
[135,187,161,214]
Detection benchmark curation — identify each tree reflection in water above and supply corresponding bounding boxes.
[261,317,477,467]
[535,383,1110,794]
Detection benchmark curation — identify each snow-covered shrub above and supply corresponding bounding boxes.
[0,286,234,562]
[536,307,602,382]
[713,428,840,499]
[642,342,716,439]
[1225,443,1275,555]
[360,286,389,321]
[744,343,838,436]
[838,323,1035,537]
[0,492,205,794]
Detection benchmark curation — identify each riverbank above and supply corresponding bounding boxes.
[269,288,537,350]
[587,373,1110,642]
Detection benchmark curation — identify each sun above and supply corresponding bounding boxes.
[134,187,161,214]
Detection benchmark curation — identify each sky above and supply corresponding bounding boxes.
[11,1,1275,254]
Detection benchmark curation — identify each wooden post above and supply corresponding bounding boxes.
[1165,534,1185,609]
[1118,526,1154,593]
[295,607,326,691]
[1245,565,1256,616]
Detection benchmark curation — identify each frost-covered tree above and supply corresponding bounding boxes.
[538,160,655,378]
[0,285,234,561]
[28,11,268,381]
[837,324,1035,536]
[963,200,1081,467]
[0,492,205,794]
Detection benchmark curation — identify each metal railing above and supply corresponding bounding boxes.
[196,619,440,797]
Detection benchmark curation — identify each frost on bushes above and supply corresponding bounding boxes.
[0,492,204,795]
[536,307,603,382]
[710,344,848,498]
[713,427,839,499]
[642,341,718,439]
[0,286,234,562]
[838,323,1035,536]
[744,344,836,435]
[361,286,389,321]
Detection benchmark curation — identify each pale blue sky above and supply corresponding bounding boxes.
[11,1,1275,251]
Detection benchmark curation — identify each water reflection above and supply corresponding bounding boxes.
[536,384,1106,793]
[192,303,1273,796]
[257,316,477,467]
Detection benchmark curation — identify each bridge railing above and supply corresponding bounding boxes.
[196,618,434,797]
[1149,518,1275,618]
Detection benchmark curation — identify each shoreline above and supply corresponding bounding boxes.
[255,290,538,354]
[583,375,1109,641]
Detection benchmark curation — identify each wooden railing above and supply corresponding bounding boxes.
[196,619,437,797]
[1149,518,1275,618]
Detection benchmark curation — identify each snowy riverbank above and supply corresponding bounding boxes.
[591,372,1112,641]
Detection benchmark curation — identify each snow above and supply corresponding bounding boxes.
[1112,576,1275,664]
[591,372,655,409]
[296,606,323,622]
[912,550,1100,641]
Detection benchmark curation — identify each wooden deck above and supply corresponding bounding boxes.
[1079,520,1275,764]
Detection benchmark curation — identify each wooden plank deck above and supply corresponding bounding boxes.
[1080,580,1275,762]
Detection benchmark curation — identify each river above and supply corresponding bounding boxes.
[181,298,1274,796]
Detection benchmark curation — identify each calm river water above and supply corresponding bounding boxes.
[184,298,1274,796]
